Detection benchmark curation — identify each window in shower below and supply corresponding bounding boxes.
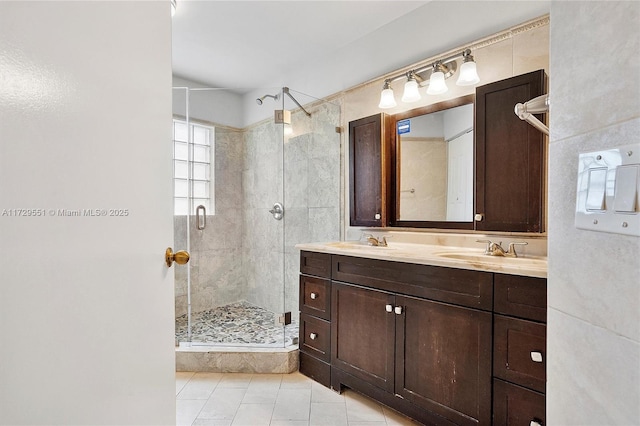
[172,119,214,215]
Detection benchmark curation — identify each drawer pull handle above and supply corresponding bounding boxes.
[309,333,317,340]
[394,306,403,315]
[530,351,543,363]
[385,304,393,313]
[310,292,318,300]
[530,420,543,426]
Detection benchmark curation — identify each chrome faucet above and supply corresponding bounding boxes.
[476,240,528,258]
[363,233,389,247]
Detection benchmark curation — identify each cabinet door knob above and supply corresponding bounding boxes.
[530,420,543,426]
[385,304,393,313]
[309,333,317,340]
[530,351,543,363]
[309,292,318,300]
[375,213,381,220]
[394,306,403,315]
[474,213,484,221]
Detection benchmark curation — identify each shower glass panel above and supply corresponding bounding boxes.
[172,86,341,348]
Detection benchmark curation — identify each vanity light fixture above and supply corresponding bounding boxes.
[456,50,480,86]
[426,62,448,95]
[378,48,481,109]
[378,80,397,109]
[401,71,421,103]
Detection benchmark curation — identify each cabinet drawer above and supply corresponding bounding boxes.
[494,315,546,393]
[494,274,547,323]
[300,251,331,278]
[493,379,545,426]
[299,275,331,321]
[300,313,331,363]
[332,255,493,310]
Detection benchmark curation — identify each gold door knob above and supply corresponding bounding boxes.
[165,247,190,267]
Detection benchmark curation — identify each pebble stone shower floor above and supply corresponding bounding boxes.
[175,301,299,346]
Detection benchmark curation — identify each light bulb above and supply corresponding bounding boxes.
[426,71,448,95]
[378,87,397,109]
[456,61,480,86]
[401,78,421,103]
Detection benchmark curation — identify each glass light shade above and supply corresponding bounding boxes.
[401,79,421,103]
[426,71,448,95]
[378,88,397,109]
[456,61,480,86]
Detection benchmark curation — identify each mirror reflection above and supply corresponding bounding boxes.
[396,98,474,223]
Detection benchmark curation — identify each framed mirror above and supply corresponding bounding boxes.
[391,95,475,229]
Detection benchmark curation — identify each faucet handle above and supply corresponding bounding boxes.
[476,239,492,254]
[506,241,528,257]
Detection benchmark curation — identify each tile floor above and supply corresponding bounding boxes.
[176,371,420,426]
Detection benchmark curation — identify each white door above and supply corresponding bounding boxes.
[0,2,175,424]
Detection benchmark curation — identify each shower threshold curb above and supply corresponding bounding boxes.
[175,344,299,374]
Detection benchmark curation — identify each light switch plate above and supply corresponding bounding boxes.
[575,143,640,236]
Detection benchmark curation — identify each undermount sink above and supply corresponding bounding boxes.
[434,251,546,268]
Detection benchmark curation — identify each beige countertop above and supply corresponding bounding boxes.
[296,241,547,278]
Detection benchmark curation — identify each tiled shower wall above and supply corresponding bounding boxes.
[175,98,340,321]
[175,126,245,318]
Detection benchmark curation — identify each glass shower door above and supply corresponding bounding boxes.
[172,86,340,349]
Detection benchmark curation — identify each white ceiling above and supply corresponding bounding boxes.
[172,1,551,97]
[171,1,430,89]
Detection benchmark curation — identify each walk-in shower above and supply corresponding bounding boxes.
[171,85,340,371]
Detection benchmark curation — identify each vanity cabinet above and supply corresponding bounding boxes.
[298,251,332,387]
[348,113,393,227]
[298,250,547,426]
[492,274,547,425]
[475,69,547,233]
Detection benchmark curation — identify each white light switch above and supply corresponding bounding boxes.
[585,168,607,211]
[575,143,640,236]
[614,165,639,212]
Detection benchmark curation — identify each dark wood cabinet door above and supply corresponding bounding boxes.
[493,379,545,426]
[475,69,547,232]
[331,282,396,392]
[395,295,492,426]
[349,113,392,227]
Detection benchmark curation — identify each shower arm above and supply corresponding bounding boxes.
[283,87,311,117]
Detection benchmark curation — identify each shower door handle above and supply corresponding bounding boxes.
[269,202,284,220]
[196,205,206,230]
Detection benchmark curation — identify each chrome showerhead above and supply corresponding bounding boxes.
[256,93,279,105]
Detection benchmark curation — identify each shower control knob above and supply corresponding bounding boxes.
[309,333,317,340]
[310,292,318,300]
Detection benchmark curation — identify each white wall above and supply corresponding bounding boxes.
[172,76,244,128]
[548,2,640,423]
